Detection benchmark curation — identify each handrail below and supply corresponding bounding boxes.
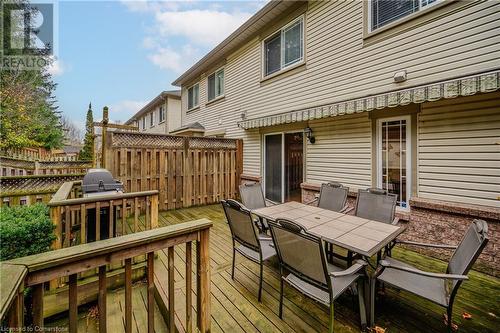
[7,219,211,277]
[48,189,158,206]
[1,219,213,333]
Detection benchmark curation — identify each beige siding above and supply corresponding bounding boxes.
[418,92,500,207]
[166,97,182,133]
[181,0,500,204]
[307,114,372,191]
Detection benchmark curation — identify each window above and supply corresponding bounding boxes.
[159,105,165,123]
[370,0,440,31]
[264,16,304,77]
[377,116,412,209]
[142,117,146,130]
[207,68,224,101]
[187,83,199,110]
[150,112,155,127]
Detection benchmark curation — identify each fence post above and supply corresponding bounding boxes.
[236,139,243,188]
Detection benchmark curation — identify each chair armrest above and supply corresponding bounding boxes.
[265,199,277,206]
[258,235,272,241]
[304,197,319,205]
[391,217,400,225]
[395,240,458,249]
[379,260,468,280]
[340,205,353,214]
[330,260,367,277]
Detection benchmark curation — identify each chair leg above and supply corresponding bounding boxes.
[447,304,454,332]
[279,278,284,319]
[370,277,376,327]
[329,302,335,333]
[347,250,353,266]
[258,262,263,302]
[231,247,236,279]
[357,281,367,330]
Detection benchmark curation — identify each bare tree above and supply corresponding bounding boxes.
[60,115,83,144]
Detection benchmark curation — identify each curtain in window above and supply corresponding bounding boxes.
[265,34,281,76]
[208,74,215,101]
[216,69,224,97]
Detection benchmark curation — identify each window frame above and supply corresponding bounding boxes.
[207,67,225,102]
[150,112,155,128]
[142,117,146,130]
[159,105,166,123]
[368,0,443,33]
[187,83,200,111]
[376,115,412,210]
[261,15,305,79]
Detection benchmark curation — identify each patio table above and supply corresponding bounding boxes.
[252,201,405,257]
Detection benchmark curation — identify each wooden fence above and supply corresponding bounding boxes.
[0,174,85,206]
[104,132,243,211]
[0,156,91,176]
[0,147,80,161]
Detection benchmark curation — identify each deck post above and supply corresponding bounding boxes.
[186,242,193,333]
[32,283,44,328]
[98,266,107,333]
[68,274,78,333]
[147,252,155,333]
[125,258,132,333]
[197,229,211,332]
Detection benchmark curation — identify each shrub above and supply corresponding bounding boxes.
[0,203,56,260]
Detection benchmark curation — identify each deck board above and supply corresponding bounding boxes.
[46,204,499,332]
[155,204,499,333]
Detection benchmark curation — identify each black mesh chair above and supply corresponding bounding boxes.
[239,182,275,232]
[307,182,351,213]
[371,219,489,331]
[354,188,398,225]
[269,218,367,332]
[221,199,276,301]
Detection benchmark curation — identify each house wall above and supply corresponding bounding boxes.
[135,97,182,135]
[167,97,182,133]
[417,92,500,207]
[182,0,500,180]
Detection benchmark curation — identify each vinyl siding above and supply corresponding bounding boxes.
[166,97,182,134]
[418,92,500,207]
[181,0,500,203]
[307,114,372,191]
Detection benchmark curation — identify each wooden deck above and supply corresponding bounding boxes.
[48,204,499,332]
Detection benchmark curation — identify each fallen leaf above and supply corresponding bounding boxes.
[462,312,472,319]
[368,326,386,333]
[443,314,459,331]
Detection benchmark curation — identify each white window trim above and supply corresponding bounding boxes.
[368,0,442,33]
[150,112,155,128]
[376,115,412,210]
[207,67,225,102]
[159,105,166,123]
[187,83,200,111]
[261,15,305,79]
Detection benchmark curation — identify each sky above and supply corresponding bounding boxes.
[52,0,266,129]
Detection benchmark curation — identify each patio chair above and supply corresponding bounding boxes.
[371,219,489,331]
[239,182,274,231]
[269,218,367,332]
[354,188,398,225]
[306,182,351,213]
[221,199,276,302]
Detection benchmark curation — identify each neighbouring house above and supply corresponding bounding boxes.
[172,0,500,275]
[125,90,182,134]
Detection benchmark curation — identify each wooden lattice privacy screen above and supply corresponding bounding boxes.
[104,132,243,210]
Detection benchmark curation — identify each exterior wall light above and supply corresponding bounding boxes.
[305,127,315,144]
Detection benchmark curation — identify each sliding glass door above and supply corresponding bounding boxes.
[264,134,282,202]
[264,132,304,203]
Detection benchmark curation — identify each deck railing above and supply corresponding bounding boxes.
[0,219,212,333]
[48,181,159,250]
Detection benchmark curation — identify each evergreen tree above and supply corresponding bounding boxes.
[0,0,64,149]
[79,103,94,161]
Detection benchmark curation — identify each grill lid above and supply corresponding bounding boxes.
[82,168,124,194]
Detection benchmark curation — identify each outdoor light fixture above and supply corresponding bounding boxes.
[305,127,315,143]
